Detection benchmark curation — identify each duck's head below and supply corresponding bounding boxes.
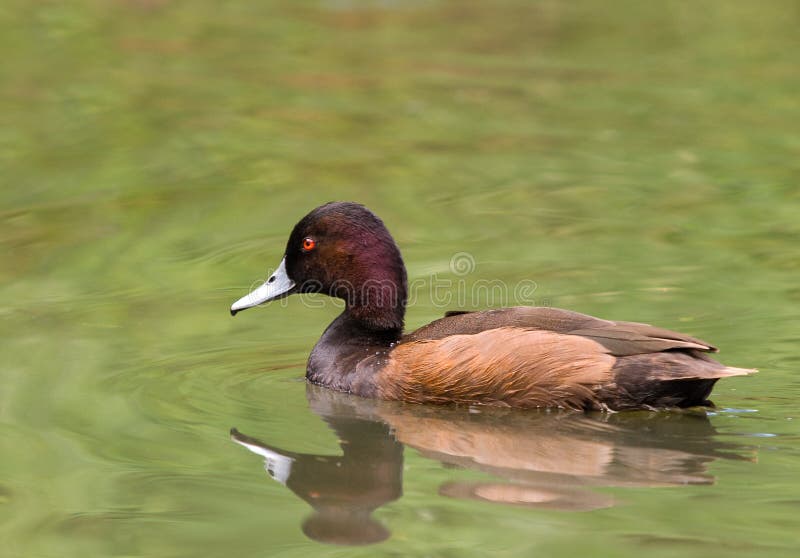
[230,202,407,331]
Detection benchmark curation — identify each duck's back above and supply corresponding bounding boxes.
[368,307,753,410]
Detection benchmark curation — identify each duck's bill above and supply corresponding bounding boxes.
[230,257,296,315]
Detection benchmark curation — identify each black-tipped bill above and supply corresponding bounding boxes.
[230,257,296,315]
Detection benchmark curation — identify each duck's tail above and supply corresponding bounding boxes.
[605,351,757,410]
[717,366,758,377]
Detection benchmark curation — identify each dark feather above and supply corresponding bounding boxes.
[568,328,714,356]
[602,351,741,409]
[406,307,715,356]
[405,307,606,341]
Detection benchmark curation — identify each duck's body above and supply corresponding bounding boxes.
[231,202,754,411]
[307,306,749,410]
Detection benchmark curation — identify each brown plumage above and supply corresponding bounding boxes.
[374,328,614,409]
[230,202,756,411]
[368,307,752,410]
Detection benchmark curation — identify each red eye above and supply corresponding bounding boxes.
[302,237,316,252]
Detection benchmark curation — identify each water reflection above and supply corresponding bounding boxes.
[231,408,401,545]
[231,385,753,545]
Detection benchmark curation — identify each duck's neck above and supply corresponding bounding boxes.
[346,295,405,332]
[307,311,402,394]
[335,253,407,332]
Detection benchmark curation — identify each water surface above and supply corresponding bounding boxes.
[2,1,799,556]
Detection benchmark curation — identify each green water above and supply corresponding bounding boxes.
[2,1,799,556]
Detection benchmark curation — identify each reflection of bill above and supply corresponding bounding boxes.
[231,434,295,485]
[232,384,754,545]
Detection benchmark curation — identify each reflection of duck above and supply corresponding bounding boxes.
[231,412,402,546]
[230,201,755,410]
[232,385,754,544]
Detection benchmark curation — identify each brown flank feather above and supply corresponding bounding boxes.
[373,327,615,409]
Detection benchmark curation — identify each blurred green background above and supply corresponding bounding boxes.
[1,1,799,557]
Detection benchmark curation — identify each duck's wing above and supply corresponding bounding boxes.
[404,307,717,356]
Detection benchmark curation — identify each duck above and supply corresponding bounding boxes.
[230,201,755,411]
